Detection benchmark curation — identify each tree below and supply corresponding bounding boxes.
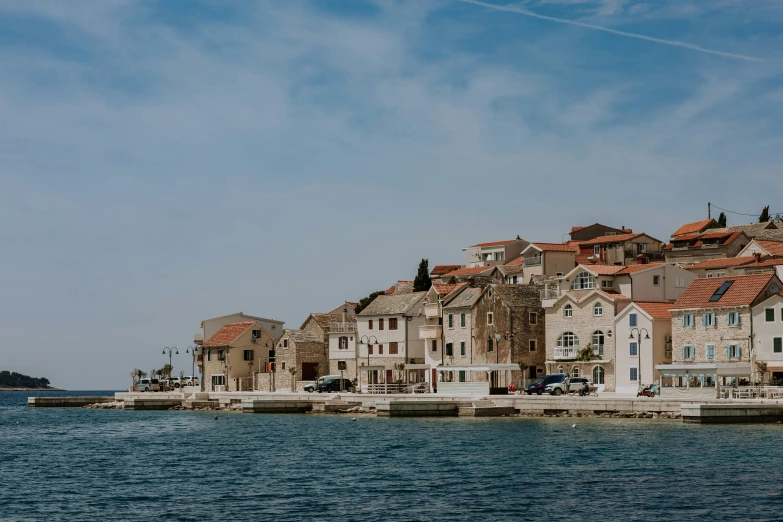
[394,363,406,385]
[160,364,173,379]
[289,367,298,392]
[717,212,727,227]
[760,205,770,223]
[517,362,529,390]
[413,258,432,292]
[354,290,386,314]
[576,345,596,362]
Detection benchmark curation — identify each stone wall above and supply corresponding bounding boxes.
[443,307,474,366]
[671,308,752,364]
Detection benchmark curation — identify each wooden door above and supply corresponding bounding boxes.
[386,369,393,384]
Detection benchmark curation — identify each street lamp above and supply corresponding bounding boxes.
[185,346,197,387]
[264,339,277,392]
[162,346,178,369]
[360,335,378,392]
[629,328,650,386]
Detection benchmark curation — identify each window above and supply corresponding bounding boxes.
[243,350,254,361]
[431,340,437,352]
[629,342,638,356]
[681,314,695,327]
[557,366,564,374]
[766,308,776,322]
[283,339,289,348]
[487,313,494,325]
[564,304,573,318]
[512,276,518,284]
[681,346,695,360]
[448,314,454,328]
[368,344,374,355]
[368,320,373,330]
[774,338,782,354]
[460,313,466,328]
[629,313,637,327]
[630,367,638,381]
[389,318,398,330]
[594,302,603,317]
[445,343,453,356]
[459,371,466,382]
[378,344,384,355]
[217,349,225,361]
[601,280,614,289]
[529,312,537,325]
[702,312,716,327]
[593,366,605,384]
[339,336,349,350]
[557,332,579,348]
[592,331,604,355]
[727,344,741,358]
[675,277,687,288]
[594,246,601,256]
[211,375,225,388]
[389,342,399,355]
[488,338,494,352]
[207,349,211,362]
[281,362,286,370]
[710,281,735,302]
[460,341,466,356]
[379,318,384,330]
[706,344,714,360]
[252,329,261,339]
[572,272,597,290]
[653,275,660,287]
[571,367,580,379]
[529,340,536,352]
[726,311,740,326]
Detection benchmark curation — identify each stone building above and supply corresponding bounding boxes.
[442,286,485,369]
[545,289,632,392]
[200,321,275,392]
[663,229,751,264]
[658,273,783,389]
[261,329,327,392]
[569,223,632,242]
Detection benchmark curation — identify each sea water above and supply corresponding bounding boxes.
[1,391,782,521]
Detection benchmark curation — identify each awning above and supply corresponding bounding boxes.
[655,362,752,376]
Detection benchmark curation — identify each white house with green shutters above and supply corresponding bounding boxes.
[752,291,783,383]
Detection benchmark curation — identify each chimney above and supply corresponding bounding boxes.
[754,252,762,263]
[515,234,521,240]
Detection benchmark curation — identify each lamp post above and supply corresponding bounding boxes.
[162,346,178,372]
[185,346,197,386]
[264,339,277,392]
[629,328,650,387]
[360,335,377,391]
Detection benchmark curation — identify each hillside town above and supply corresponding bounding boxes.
[188,215,783,400]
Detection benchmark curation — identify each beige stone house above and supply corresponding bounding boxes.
[738,257,783,279]
[545,288,630,392]
[738,238,783,259]
[442,286,485,370]
[614,302,673,393]
[664,229,751,264]
[194,311,284,346]
[657,273,783,393]
[575,232,664,266]
[463,237,529,267]
[570,223,633,242]
[515,242,578,283]
[421,283,467,372]
[265,329,328,391]
[201,321,276,392]
[682,256,757,279]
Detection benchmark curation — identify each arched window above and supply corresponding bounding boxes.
[592,331,604,356]
[571,367,580,378]
[593,365,605,384]
[557,366,564,374]
[564,304,573,318]
[557,332,579,348]
[593,302,603,317]
[572,271,597,290]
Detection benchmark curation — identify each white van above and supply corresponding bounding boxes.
[133,378,160,392]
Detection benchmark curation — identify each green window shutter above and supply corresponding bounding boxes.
[681,347,687,359]
[774,338,782,353]
[681,315,686,327]
[702,313,707,326]
[767,309,775,322]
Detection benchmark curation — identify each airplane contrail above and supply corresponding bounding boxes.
[458,0,761,62]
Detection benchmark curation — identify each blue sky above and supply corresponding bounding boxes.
[1,0,781,389]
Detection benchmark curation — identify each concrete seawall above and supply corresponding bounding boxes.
[28,396,113,407]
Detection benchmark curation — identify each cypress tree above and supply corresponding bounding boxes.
[717,212,727,227]
[760,206,770,223]
[413,259,432,292]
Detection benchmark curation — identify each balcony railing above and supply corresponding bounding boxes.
[554,346,577,360]
[419,324,442,339]
[329,322,356,333]
[592,345,604,357]
[524,256,542,267]
[424,303,440,319]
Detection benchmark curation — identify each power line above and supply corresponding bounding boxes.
[710,203,780,218]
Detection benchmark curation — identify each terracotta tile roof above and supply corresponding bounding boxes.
[571,226,586,232]
[469,239,516,248]
[672,219,716,238]
[634,301,673,320]
[507,256,525,266]
[672,274,776,309]
[742,258,783,268]
[666,230,746,250]
[529,242,580,253]
[684,256,757,270]
[202,322,254,347]
[755,240,783,257]
[432,283,466,300]
[580,264,626,275]
[577,233,652,246]
[498,265,525,276]
[615,262,663,275]
[597,290,630,301]
[430,265,463,276]
[443,266,497,277]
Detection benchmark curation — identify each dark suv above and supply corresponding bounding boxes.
[525,374,566,395]
[315,378,355,393]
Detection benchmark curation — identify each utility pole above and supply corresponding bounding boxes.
[708,201,711,219]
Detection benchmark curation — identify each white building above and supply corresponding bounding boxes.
[752,291,783,382]
[614,302,673,393]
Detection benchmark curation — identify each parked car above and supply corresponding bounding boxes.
[525,374,566,395]
[315,377,355,393]
[168,377,182,388]
[304,375,341,393]
[133,378,160,392]
[182,376,200,387]
[546,376,571,396]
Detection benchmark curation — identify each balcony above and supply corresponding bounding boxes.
[553,347,577,360]
[424,302,440,320]
[540,288,560,300]
[524,256,542,267]
[419,324,442,339]
[194,332,204,345]
[592,345,604,357]
[329,322,356,333]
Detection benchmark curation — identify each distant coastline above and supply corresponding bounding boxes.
[0,386,63,391]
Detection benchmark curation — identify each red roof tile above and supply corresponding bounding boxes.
[443,266,497,277]
[634,301,673,319]
[742,258,783,268]
[755,241,783,257]
[530,242,580,253]
[430,264,463,276]
[432,283,466,299]
[581,264,626,275]
[203,322,255,347]
[577,233,645,246]
[597,290,630,300]
[469,239,517,248]
[615,262,663,275]
[672,219,716,238]
[672,274,776,309]
[685,257,757,270]
[571,226,586,232]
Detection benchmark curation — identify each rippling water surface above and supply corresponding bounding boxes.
[2,391,783,521]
